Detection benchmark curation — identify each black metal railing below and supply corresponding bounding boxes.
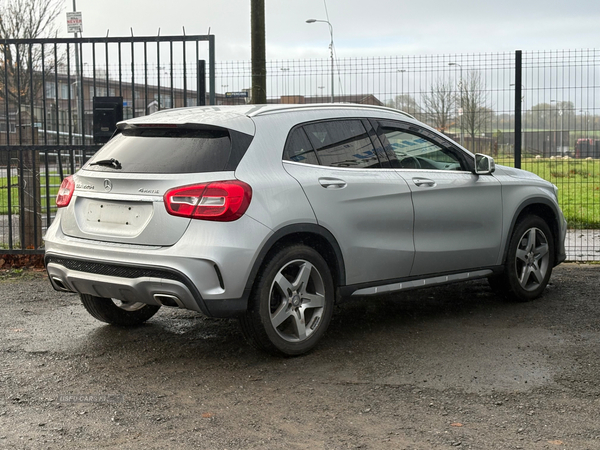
[1,34,214,253]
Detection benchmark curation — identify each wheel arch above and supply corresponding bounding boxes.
[244,223,346,296]
[503,198,562,266]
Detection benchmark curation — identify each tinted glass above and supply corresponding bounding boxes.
[283,127,319,165]
[84,127,233,173]
[303,120,381,168]
[381,128,464,171]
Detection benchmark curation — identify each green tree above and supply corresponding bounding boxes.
[526,101,575,131]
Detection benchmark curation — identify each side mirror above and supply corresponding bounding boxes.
[474,153,495,175]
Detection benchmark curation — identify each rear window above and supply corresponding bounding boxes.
[84,127,252,173]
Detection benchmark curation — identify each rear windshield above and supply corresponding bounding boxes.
[84,127,252,173]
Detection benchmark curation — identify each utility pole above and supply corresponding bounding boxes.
[72,0,83,143]
[251,0,266,104]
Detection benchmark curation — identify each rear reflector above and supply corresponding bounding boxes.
[164,180,252,221]
[56,176,75,208]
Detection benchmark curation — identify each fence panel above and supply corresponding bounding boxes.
[216,51,600,261]
[2,46,599,260]
[521,50,600,261]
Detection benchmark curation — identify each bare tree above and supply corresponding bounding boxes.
[0,0,64,249]
[422,78,455,133]
[459,71,493,142]
[0,0,65,107]
[386,94,422,119]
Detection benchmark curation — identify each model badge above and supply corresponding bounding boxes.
[138,188,159,194]
[103,179,113,192]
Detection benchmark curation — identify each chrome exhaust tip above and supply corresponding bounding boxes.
[51,277,72,292]
[153,294,184,308]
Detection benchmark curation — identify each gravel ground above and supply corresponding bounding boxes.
[1,263,599,449]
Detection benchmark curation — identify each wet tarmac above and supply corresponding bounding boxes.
[1,264,599,449]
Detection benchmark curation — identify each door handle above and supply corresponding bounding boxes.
[412,178,436,187]
[318,177,347,189]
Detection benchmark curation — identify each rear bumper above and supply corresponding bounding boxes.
[45,254,249,318]
[43,211,274,317]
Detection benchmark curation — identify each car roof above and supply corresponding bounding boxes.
[119,103,416,136]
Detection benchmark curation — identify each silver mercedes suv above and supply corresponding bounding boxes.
[44,104,567,355]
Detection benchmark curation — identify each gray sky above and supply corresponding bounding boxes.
[67,0,599,61]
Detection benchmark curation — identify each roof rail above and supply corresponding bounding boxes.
[248,103,415,119]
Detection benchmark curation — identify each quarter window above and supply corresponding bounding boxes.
[283,127,319,165]
[303,120,381,168]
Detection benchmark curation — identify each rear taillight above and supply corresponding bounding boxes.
[164,180,252,221]
[56,176,75,208]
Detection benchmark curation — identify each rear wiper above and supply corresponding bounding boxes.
[90,158,122,170]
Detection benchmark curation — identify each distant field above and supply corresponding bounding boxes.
[497,157,600,229]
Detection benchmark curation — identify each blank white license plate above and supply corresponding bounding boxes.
[80,199,153,236]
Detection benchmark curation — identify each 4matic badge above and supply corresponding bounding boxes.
[138,188,160,194]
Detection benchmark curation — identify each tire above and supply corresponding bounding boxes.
[495,215,554,302]
[80,294,161,326]
[239,244,335,356]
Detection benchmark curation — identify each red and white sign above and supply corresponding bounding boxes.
[66,12,83,33]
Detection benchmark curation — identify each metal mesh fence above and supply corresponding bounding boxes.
[1,46,599,260]
[216,50,600,261]
[520,50,600,261]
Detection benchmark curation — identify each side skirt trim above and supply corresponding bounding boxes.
[349,269,494,296]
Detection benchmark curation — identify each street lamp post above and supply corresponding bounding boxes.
[579,109,590,157]
[280,67,290,98]
[551,100,565,155]
[580,108,589,136]
[306,19,334,103]
[397,69,406,99]
[449,62,464,146]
